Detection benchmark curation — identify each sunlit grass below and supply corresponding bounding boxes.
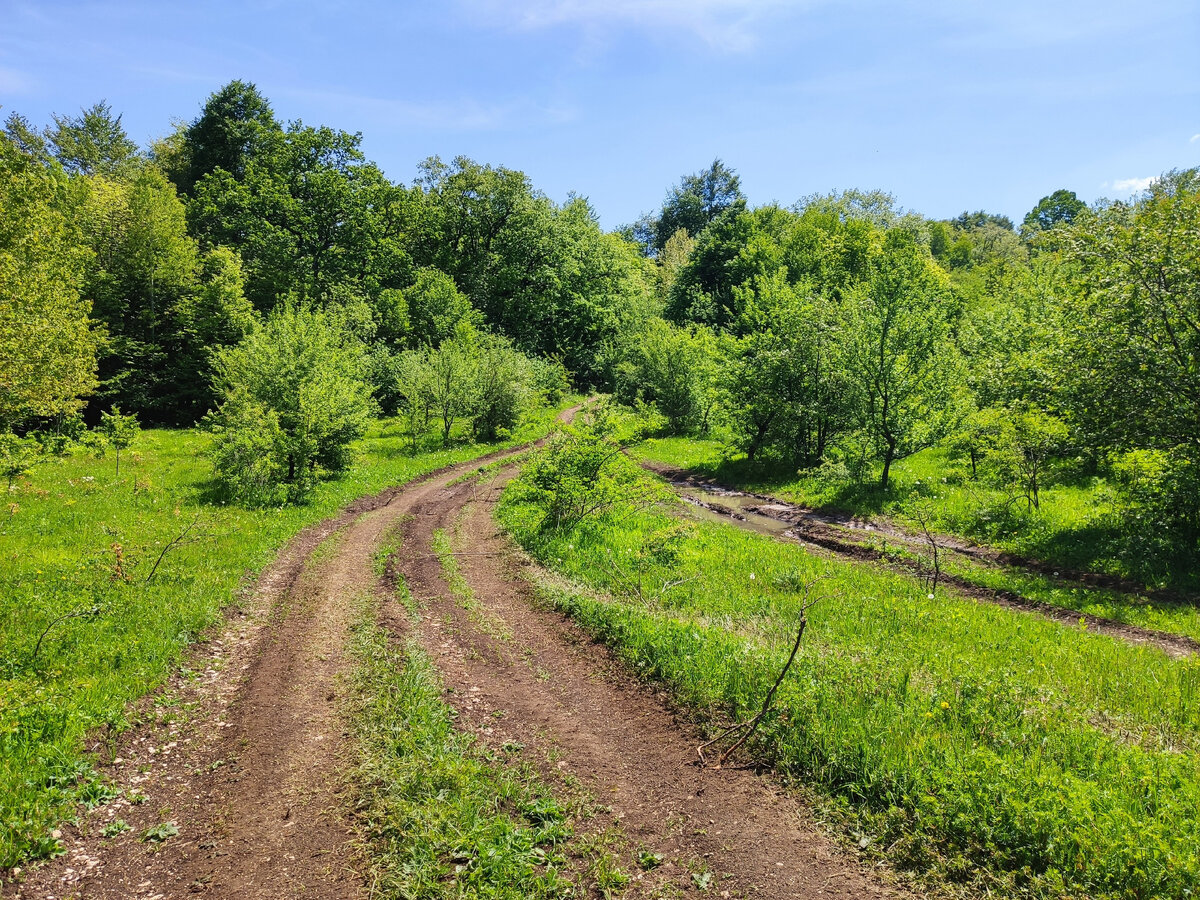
[0,402,570,868]
[499,473,1200,899]
[635,437,1200,637]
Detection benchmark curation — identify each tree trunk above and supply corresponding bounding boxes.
[880,440,896,490]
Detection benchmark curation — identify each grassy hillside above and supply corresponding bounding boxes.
[500,461,1200,899]
[0,407,568,868]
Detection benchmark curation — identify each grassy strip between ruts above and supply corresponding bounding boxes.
[498,470,1200,900]
[0,401,573,869]
[347,575,632,897]
[635,437,1200,644]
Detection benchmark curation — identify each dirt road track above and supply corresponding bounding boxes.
[647,464,1200,659]
[9,412,901,899]
[388,467,900,899]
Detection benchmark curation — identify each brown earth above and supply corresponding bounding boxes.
[7,407,904,899]
[644,462,1200,659]
[387,467,904,899]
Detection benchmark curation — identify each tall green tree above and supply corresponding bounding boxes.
[0,135,97,429]
[415,159,651,383]
[175,80,279,195]
[1060,170,1200,459]
[1023,189,1086,234]
[81,165,256,422]
[724,273,853,464]
[845,230,962,488]
[638,160,746,255]
[44,101,139,177]
[190,122,395,310]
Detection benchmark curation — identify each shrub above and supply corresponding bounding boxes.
[513,414,666,531]
[207,303,373,504]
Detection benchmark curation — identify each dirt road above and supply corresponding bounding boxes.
[10,411,900,899]
[388,468,900,899]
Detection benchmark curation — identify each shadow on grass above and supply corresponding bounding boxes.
[1020,520,1200,596]
[685,452,1200,597]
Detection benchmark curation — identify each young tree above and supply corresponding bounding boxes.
[0,433,37,490]
[724,273,852,464]
[208,303,372,503]
[844,230,961,489]
[974,405,1069,510]
[616,319,708,434]
[98,406,140,476]
[425,334,474,448]
[393,350,434,452]
[471,332,534,441]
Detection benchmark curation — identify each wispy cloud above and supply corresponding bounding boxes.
[1105,176,1157,193]
[459,0,804,52]
[1191,133,1200,143]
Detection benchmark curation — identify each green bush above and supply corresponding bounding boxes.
[207,303,373,504]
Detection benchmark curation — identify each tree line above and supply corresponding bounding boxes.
[618,161,1200,555]
[3,81,1198,547]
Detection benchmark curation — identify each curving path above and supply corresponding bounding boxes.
[10,406,902,899]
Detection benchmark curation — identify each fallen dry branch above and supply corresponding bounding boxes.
[698,578,830,769]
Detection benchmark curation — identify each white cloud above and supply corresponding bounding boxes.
[1191,133,1200,143]
[1108,176,1157,193]
[460,0,804,51]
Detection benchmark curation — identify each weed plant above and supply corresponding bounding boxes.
[0,403,569,868]
[500,469,1200,898]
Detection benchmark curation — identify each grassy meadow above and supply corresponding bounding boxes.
[0,405,569,868]
[633,437,1200,639]
[499,465,1200,899]
[633,438,1128,577]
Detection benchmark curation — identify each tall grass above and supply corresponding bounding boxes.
[0,405,568,868]
[634,437,1199,594]
[499,480,1200,898]
[636,437,1200,642]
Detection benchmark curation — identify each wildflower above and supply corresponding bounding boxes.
[940,701,949,710]
[749,573,755,580]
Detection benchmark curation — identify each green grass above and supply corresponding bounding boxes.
[347,600,582,899]
[635,437,1200,638]
[633,436,1200,594]
[499,470,1200,899]
[0,402,571,869]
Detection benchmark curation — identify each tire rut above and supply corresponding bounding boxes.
[388,466,904,900]
[10,445,548,900]
[649,465,1200,659]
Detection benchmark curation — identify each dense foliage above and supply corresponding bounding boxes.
[5,77,1200,899]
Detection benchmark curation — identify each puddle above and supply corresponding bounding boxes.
[672,484,794,537]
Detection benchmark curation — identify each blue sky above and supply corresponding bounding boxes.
[2,0,1197,229]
